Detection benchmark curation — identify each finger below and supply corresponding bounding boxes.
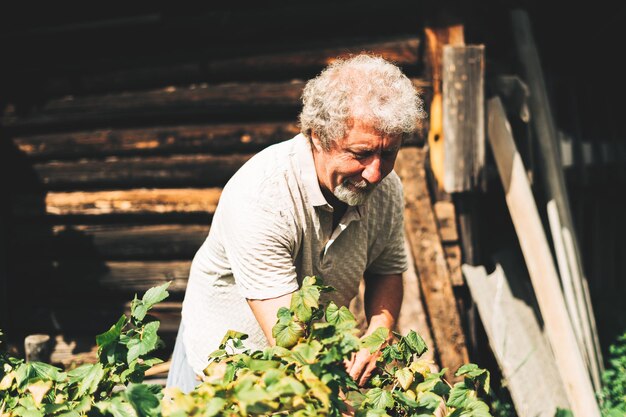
[344,352,356,373]
[348,349,370,381]
[358,356,379,386]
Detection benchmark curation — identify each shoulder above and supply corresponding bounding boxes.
[221,137,300,209]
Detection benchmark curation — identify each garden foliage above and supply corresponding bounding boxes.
[1,277,494,416]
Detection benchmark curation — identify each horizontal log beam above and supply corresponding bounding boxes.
[13,224,208,260]
[44,37,422,96]
[31,153,252,190]
[13,188,222,218]
[12,122,300,160]
[2,78,430,132]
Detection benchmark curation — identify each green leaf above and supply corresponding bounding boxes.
[125,383,162,417]
[96,396,138,417]
[127,321,160,363]
[132,282,170,322]
[361,328,389,353]
[402,330,428,356]
[75,362,104,397]
[291,280,321,323]
[416,391,443,413]
[456,363,491,394]
[395,367,414,390]
[393,390,419,408]
[12,406,43,417]
[554,409,574,417]
[365,387,395,410]
[96,315,128,348]
[325,301,356,329]
[15,361,65,390]
[204,397,227,417]
[272,315,304,348]
[219,330,248,348]
[446,381,473,408]
[291,341,322,364]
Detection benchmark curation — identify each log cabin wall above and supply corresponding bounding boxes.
[0,2,432,362]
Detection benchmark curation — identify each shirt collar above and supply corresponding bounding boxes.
[295,133,331,208]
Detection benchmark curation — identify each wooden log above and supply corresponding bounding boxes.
[12,122,300,160]
[2,78,429,132]
[442,45,485,193]
[13,224,208,260]
[487,96,601,417]
[463,253,570,417]
[31,153,252,191]
[44,37,422,96]
[12,188,221,220]
[395,146,469,383]
[511,10,603,389]
[25,334,52,362]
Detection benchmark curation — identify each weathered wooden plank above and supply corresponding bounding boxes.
[424,25,465,192]
[13,224,208,260]
[395,146,469,383]
[31,153,251,190]
[2,78,429,131]
[13,188,221,218]
[443,244,463,287]
[44,37,422,96]
[396,233,436,363]
[442,45,485,192]
[463,253,570,417]
[12,122,300,160]
[487,96,600,417]
[433,201,458,243]
[511,10,603,389]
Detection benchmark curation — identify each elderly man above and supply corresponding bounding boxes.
[167,53,425,392]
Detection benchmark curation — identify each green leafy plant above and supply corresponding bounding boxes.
[0,282,171,417]
[164,276,493,416]
[1,277,494,417]
[599,331,626,416]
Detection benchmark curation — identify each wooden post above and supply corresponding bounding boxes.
[396,147,469,383]
[25,334,52,362]
[442,45,485,193]
[424,25,465,193]
[487,97,600,417]
[511,9,604,389]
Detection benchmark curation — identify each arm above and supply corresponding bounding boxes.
[345,272,403,386]
[247,292,295,346]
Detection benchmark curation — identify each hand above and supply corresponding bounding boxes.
[344,346,382,387]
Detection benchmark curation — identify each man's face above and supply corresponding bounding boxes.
[311,121,402,206]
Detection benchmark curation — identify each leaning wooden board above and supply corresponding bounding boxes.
[463,253,569,417]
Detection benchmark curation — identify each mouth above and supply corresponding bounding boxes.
[346,179,373,193]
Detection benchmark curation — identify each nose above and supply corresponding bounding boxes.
[362,156,383,185]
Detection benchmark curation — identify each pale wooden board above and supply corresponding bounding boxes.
[463,252,570,417]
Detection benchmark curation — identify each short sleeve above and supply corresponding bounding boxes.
[365,174,408,275]
[218,192,300,300]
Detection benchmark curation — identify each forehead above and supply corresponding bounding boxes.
[338,122,401,149]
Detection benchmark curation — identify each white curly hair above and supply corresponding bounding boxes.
[299,53,426,149]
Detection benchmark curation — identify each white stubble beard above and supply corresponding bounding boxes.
[333,179,376,206]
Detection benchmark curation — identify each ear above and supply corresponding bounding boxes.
[310,132,324,153]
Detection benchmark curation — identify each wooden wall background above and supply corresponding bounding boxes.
[0,2,433,365]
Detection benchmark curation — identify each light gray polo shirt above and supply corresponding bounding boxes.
[181,133,408,374]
